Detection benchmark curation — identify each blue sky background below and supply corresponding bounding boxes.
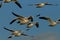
[0,0,60,40]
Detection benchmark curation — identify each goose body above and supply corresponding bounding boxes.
[12,31,21,36]
[19,18,30,24]
[36,3,45,8]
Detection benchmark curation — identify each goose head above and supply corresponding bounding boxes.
[28,16,33,22]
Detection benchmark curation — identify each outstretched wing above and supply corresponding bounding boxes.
[14,1,22,8]
[10,18,17,24]
[4,27,14,32]
[39,16,53,23]
[12,12,24,18]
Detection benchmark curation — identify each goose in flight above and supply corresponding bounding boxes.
[26,22,39,30]
[4,27,29,38]
[29,2,57,8]
[10,12,33,25]
[0,0,22,8]
[39,16,60,26]
[27,22,39,28]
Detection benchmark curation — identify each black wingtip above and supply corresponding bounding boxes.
[45,4,58,6]
[3,27,10,31]
[17,21,20,23]
[21,33,28,36]
[8,36,12,39]
[39,17,48,20]
[58,19,60,21]
[4,27,14,32]
[15,1,22,8]
[10,21,12,24]
[12,12,20,17]
[3,27,7,29]
[10,19,17,24]
[0,4,2,8]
